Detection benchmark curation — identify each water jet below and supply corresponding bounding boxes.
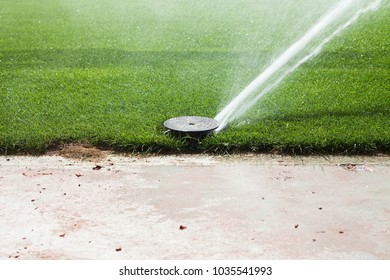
[214,0,383,132]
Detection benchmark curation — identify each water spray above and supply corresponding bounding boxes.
[163,0,382,140]
[214,0,382,132]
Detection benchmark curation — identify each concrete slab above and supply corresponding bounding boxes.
[0,154,389,259]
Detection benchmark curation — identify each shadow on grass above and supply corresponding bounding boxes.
[1,48,387,70]
[255,105,390,123]
[299,50,389,69]
[0,48,276,70]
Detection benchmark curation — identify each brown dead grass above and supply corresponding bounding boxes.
[47,143,107,161]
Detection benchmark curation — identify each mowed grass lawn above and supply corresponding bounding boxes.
[0,0,389,154]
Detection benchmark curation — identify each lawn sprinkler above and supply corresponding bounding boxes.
[163,116,219,150]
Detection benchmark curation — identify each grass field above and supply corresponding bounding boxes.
[1,0,389,154]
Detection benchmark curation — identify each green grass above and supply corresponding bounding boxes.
[0,0,389,154]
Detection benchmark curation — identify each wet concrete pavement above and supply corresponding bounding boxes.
[0,154,389,259]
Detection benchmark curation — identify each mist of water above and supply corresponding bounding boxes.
[214,0,382,132]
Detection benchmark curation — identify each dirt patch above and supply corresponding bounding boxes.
[47,143,106,161]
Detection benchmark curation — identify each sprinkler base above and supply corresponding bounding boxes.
[163,116,219,150]
[164,116,219,137]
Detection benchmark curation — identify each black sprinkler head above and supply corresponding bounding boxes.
[163,116,219,149]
